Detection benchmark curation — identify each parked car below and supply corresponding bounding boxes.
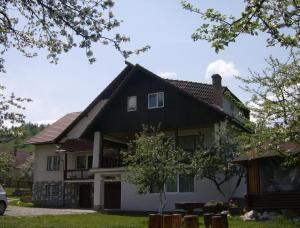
[0,185,8,215]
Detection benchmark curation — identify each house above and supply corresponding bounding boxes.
[233,142,300,212]
[28,62,249,211]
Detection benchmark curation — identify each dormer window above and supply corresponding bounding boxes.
[148,92,164,109]
[127,96,137,111]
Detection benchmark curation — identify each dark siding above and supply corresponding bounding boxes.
[85,69,223,136]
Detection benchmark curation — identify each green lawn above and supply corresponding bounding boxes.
[0,213,299,228]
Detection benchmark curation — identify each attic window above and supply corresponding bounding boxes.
[127,96,137,111]
[148,92,164,109]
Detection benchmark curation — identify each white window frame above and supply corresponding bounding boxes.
[148,92,164,109]
[76,155,93,169]
[150,174,194,194]
[47,156,60,171]
[46,185,59,197]
[127,96,137,112]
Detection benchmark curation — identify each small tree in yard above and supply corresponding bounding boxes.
[122,126,188,214]
[192,121,246,197]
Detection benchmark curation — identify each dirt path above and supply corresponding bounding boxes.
[5,206,95,216]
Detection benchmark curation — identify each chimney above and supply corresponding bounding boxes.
[211,74,223,107]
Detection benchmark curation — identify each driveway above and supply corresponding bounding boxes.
[5,206,95,216]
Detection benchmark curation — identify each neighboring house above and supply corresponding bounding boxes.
[14,151,31,169]
[28,62,249,211]
[234,142,300,212]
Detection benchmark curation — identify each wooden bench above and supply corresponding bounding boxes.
[175,202,205,215]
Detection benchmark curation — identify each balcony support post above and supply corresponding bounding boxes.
[93,131,103,168]
[93,173,104,211]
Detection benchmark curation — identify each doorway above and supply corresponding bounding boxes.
[79,184,92,208]
[104,181,121,209]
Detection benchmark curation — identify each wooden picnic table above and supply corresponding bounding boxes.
[175,202,205,215]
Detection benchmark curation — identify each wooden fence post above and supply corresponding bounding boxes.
[203,213,213,228]
[183,215,198,228]
[171,214,182,228]
[149,214,163,228]
[163,215,172,228]
[215,213,228,228]
[211,216,223,228]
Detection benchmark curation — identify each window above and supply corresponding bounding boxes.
[76,156,87,169]
[127,96,137,111]
[166,178,177,192]
[150,174,194,194]
[179,174,194,192]
[260,158,300,192]
[148,92,164,109]
[46,185,59,197]
[178,135,201,154]
[47,156,60,171]
[88,156,93,169]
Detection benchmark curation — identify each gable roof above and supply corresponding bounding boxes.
[27,112,81,145]
[29,62,250,145]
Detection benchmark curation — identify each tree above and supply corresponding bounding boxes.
[122,126,188,214]
[0,0,150,72]
[0,86,31,138]
[237,52,300,161]
[181,0,300,52]
[192,121,246,197]
[0,150,14,182]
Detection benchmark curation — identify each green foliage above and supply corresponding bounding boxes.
[0,150,14,182]
[0,85,31,138]
[181,0,300,52]
[192,121,246,196]
[0,1,150,72]
[0,123,45,182]
[0,213,299,228]
[236,52,300,164]
[0,122,47,153]
[122,125,189,214]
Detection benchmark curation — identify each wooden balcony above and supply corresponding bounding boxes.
[101,157,122,168]
[64,169,94,180]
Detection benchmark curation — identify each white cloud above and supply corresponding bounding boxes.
[157,72,178,79]
[34,119,56,125]
[205,60,239,79]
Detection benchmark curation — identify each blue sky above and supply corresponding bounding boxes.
[2,0,289,123]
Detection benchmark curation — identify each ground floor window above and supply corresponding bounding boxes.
[151,174,194,193]
[46,185,59,197]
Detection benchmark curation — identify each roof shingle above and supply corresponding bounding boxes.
[27,112,81,144]
[165,79,223,104]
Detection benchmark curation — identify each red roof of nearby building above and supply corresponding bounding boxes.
[27,112,81,144]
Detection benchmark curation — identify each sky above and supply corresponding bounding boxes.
[2,0,290,124]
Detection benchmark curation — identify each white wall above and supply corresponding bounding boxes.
[33,144,64,182]
[120,175,246,211]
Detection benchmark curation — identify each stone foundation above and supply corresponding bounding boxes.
[32,181,80,208]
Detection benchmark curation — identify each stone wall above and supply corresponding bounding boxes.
[32,181,79,208]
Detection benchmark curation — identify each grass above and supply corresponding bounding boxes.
[5,187,33,207]
[0,213,299,228]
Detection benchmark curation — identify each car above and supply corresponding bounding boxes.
[0,184,8,215]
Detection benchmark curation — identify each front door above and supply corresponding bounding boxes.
[79,184,92,208]
[104,181,121,209]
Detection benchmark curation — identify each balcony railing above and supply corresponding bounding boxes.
[101,157,122,168]
[64,169,94,180]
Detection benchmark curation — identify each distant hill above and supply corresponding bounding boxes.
[0,123,47,154]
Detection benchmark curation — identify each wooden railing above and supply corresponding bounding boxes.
[64,169,94,180]
[101,157,122,168]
